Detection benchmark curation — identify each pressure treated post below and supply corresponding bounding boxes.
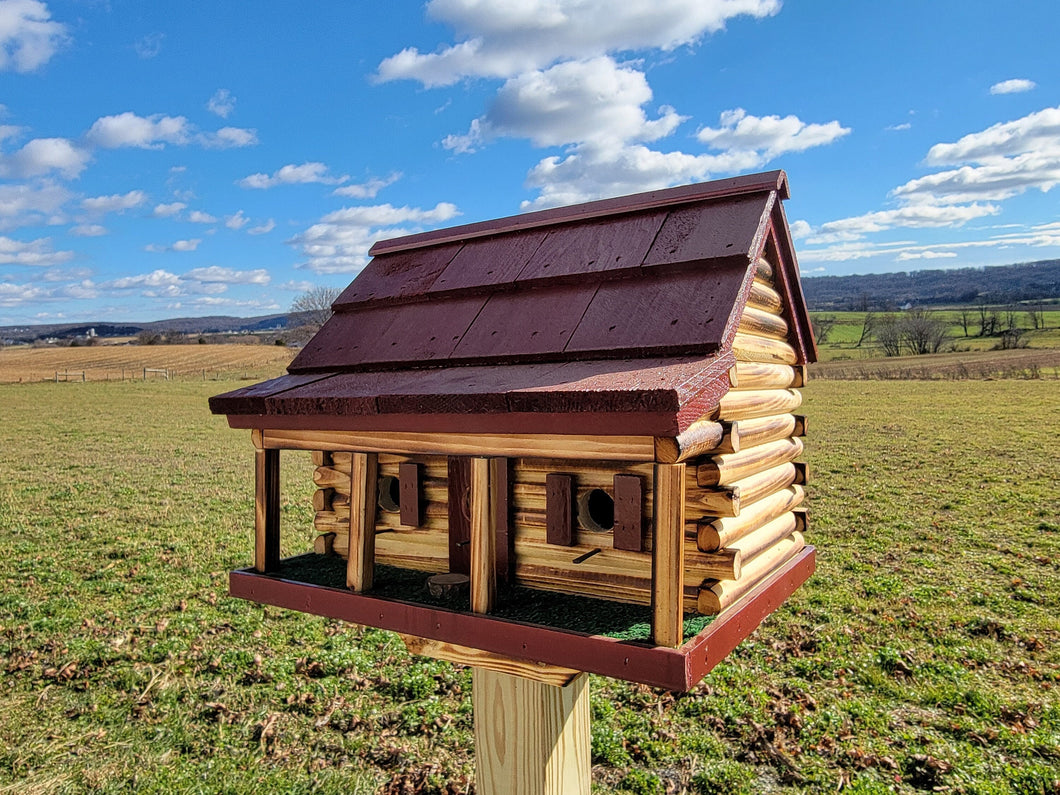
[252,431,280,573]
[346,452,378,592]
[470,457,591,795]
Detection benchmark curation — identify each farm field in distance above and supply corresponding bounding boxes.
[0,375,1057,793]
[0,343,296,384]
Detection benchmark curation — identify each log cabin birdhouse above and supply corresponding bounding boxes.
[210,170,817,691]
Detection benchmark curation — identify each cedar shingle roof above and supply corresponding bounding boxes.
[211,170,814,436]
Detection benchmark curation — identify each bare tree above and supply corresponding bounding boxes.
[1026,305,1044,331]
[811,314,837,345]
[291,286,342,329]
[855,312,876,347]
[901,309,950,355]
[958,308,972,337]
[875,314,903,357]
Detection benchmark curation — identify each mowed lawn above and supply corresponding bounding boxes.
[0,380,1057,794]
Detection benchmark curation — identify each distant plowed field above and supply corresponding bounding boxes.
[0,344,296,383]
[811,347,1060,380]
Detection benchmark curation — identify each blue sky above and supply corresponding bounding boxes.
[1,0,1058,324]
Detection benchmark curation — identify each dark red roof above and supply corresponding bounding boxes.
[211,170,814,436]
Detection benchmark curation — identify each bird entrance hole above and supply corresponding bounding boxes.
[577,489,615,533]
[377,475,401,513]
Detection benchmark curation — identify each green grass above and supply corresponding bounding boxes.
[1,379,1059,793]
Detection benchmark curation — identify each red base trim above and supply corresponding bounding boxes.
[229,547,814,691]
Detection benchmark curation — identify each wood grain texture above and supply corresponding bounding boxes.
[731,362,800,390]
[717,388,803,421]
[747,280,783,314]
[448,457,472,575]
[734,413,799,449]
[728,510,799,563]
[612,474,644,552]
[731,332,799,365]
[262,429,657,462]
[697,532,804,614]
[755,256,774,282]
[655,419,735,463]
[346,452,378,592]
[254,448,280,574]
[738,304,789,339]
[470,458,496,614]
[729,462,799,507]
[695,485,805,551]
[402,636,581,687]
[545,473,574,546]
[696,437,804,487]
[685,485,741,518]
[652,463,686,647]
[473,669,590,795]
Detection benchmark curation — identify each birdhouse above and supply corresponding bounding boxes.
[210,170,817,691]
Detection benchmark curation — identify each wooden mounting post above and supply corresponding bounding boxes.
[473,669,590,795]
[346,452,378,592]
[469,458,590,794]
[652,463,686,647]
[253,445,280,573]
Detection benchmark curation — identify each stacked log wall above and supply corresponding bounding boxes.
[682,255,808,614]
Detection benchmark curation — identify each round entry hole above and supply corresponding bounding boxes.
[377,475,401,513]
[577,489,615,533]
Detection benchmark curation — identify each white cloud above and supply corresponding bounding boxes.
[924,106,1060,165]
[990,78,1036,95]
[696,108,850,162]
[444,57,684,152]
[81,190,147,214]
[134,33,163,59]
[105,269,182,294]
[0,0,68,73]
[886,122,912,131]
[69,223,106,236]
[0,234,73,266]
[811,203,1000,240]
[225,210,248,230]
[199,126,257,148]
[247,219,275,235]
[377,0,781,86]
[86,112,190,149]
[153,201,185,218]
[279,279,316,292]
[288,202,461,273]
[184,266,270,285]
[0,281,47,306]
[788,219,812,239]
[0,181,71,230]
[332,172,402,199]
[896,250,958,261]
[188,210,217,224]
[144,238,201,253]
[239,162,348,189]
[0,137,89,178]
[183,296,281,311]
[207,88,236,118]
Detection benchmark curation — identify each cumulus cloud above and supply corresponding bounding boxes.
[207,88,236,118]
[153,201,185,218]
[896,250,958,261]
[183,266,270,285]
[288,202,461,273]
[225,210,248,230]
[85,112,256,150]
[444,57,684,152]
[239,162,349,189]
[924,105,1060,165]
[0,181,71,231]
[188,210,217,223]
[0,234,73,266]
[86,112,190,149]
[696,108,850,162]
[990,78,1036,95]
[332,172,402,199]
[200,126,257,148]
[0,137,89,179]
[0,0,68,73]
[377,0,781,86]
[81,190,147,214]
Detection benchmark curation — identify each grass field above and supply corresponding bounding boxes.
[0,344,296,384]
[0,379,1058,794]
